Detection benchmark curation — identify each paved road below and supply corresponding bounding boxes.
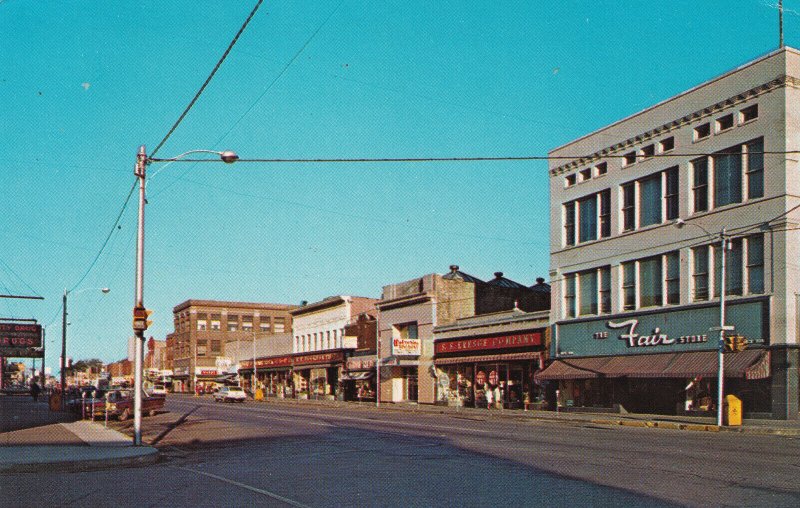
[4,395,800,507]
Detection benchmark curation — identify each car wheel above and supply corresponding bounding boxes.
[119,408,130,421]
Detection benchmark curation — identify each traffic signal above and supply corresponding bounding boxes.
[132,307,153,331]
[724,336,736,352]
[724,335,748,352]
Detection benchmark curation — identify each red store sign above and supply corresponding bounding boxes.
[295,351,343,366]
[435,332,542,355]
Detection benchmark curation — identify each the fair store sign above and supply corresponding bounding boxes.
[597,319,708,348]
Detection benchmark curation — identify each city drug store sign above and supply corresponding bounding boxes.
[557,299,767,356]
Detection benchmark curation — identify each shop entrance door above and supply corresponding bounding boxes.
[403,367,418,402]
[506,365,525,409]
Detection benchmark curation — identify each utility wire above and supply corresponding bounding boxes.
[68,180,137,293]
[149,150,800,164]
[150,0,265,158]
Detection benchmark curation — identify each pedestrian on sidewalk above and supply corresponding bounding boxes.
[30,381,41,403]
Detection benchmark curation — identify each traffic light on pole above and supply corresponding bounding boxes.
[132,307,153,331]
[724,335,736,352]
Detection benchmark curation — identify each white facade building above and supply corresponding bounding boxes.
[543,47,800,420]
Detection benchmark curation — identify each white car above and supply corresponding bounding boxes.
[214,386,247,403]
[150,384,167,396]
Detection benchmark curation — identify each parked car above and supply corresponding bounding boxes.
[213,386,246,403]
[85,389,165,420]
[149,384,167,396]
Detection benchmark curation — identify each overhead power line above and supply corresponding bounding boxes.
[150,0,265,158]
[148,150,800,164]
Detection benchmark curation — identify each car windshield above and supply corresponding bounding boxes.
[228,387,243,392]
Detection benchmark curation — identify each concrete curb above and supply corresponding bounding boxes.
[0,421,159,474]
[239,396,800,436]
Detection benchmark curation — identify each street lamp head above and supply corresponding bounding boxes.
[101,288,110,294]
[220,150,239,164]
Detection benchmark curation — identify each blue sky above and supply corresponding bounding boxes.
[0,1,791,369]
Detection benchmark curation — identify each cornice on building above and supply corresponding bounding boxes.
[172,299,298,313]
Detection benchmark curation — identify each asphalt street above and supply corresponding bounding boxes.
[3,395,800,507]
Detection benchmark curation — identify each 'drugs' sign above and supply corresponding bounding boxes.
[0,323,42,358]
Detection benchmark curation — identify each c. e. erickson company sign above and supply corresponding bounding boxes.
[435,332,542,355]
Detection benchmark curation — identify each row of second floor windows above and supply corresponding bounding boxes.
[188,315,286,333]
[295,329,345,351]
[562,137,764,247]
[563,233,764,318]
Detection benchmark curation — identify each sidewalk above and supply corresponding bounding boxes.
[0,395,157,473]
[240,393,800,436]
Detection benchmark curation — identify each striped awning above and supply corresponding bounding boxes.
[535,350,770,381]
[435,351,541,365]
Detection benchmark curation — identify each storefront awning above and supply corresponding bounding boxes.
[535,350,770,381]
[341,372,374,381]
[435,351,541,365]
[533,357,612,380]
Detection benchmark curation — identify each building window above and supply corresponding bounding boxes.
[694,123,711,141]
[578,270,598,316]
[565,274,576,318]
[692,157,709,213]
[692,245,710,301]
[227,315,238,332]
[578,195,597,242]
[595,162,608,176]
[211,340,221,354]
[397,323,418,342]
[622,183,635,232]
[210,314,221,331]
[569,266,611,317]
[622,251,680,309]
[714,147,742,207]
[638,174,662,228]
[664,166,679,221]
[716,113,734,132]
[740,104,758,123]
[274,318,285,333]
[242,316,253,332]
[565,174,577,187]
[715,238,743,297]
[260,321,270,333]
[640,144,655,160]
[659,137,675,153]
[565,189,611,246]
[747,234,764,294]
[746,138,764,199]
[623,151,637,167]
[638,256,662,308]
[580,168,592,182]
[622,262,636,310]
[599,189,611,238]
[665,251,680,305]
[564,201,576,246]
[197,314,207,331]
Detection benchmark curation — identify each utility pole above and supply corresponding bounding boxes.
[780,0,785,49]
[132,145,147,446]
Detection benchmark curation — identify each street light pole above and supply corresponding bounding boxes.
[133,145,147,446]
[131,145,237,445]
[716,228,728,427]
[675,219,730,427]
[61,288,68,408]
[252,330,258,394]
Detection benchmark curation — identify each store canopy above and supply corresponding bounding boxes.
[535,350,770,381]
[341,372,374,381]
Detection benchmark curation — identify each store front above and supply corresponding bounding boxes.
[341,355,376,402]
[240,355,293,396]
[194,367,220,394]
[432,310,549,410]
[542,298,772,416]
[434,337,546,409]
[172,367,190,393]
[292,351,344,400]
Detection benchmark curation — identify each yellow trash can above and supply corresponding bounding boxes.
[724,394,742,426]
[254,388,264,401]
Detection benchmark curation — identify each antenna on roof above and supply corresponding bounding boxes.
[780,0,785,49]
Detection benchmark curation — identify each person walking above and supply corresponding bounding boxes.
[30,381,41,403]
